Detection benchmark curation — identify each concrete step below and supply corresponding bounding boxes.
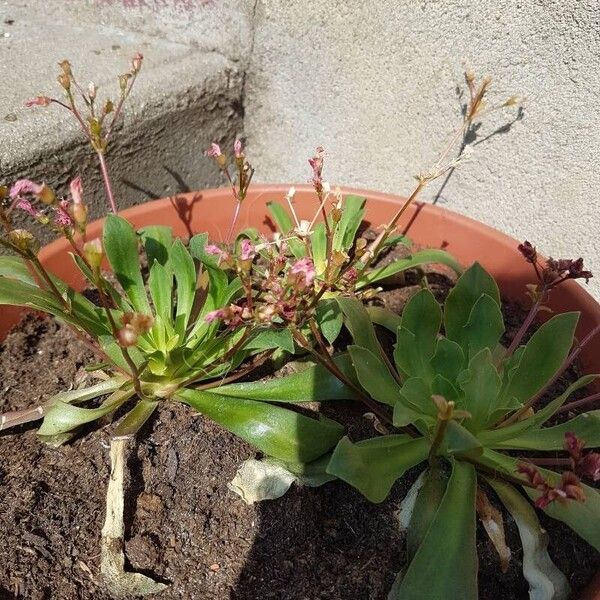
[0,0,254,240]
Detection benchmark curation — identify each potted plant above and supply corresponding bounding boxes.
[1,57,598,599]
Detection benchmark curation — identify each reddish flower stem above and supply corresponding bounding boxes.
[97,152,118,213]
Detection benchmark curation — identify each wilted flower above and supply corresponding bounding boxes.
[518,241,537,264]
[565,432,600,482]
[308,146,325,192]
[70,177,87,228]
[132,52,144,72]
[518,461,586,508]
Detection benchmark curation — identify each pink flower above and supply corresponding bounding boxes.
[15,199,41,219]
[205,309,226,323]
[234,139,243,158]
[206,142,222,157]
[240,239,256,261]
[10,179,42,198]
[54,200,73,227]
[25,96,51,108]
[290,257,316,287]
[70,177,83,206]
[205,244,227,260]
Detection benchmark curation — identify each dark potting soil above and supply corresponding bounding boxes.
[0,273,599,599]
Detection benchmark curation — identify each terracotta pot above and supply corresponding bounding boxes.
[1,184,599,598]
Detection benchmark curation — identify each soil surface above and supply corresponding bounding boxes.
[1,269,599,599]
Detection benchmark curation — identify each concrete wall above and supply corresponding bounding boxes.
[1,0,598,298]
[245,0,600,299]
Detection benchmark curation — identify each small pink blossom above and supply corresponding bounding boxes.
[205,309,226,323]
[290,257,316,287]
[206,142,222,157]
[25,96,51,108]
[205,244,227,260]
[54,200,73,227]
[234,139,243,158]
[15,199,41,219]
[240,239,256,261]
[10,179,42,198]
[70,176,83,206]
[132,52,144,71]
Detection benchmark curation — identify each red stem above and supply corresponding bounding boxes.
[97,152,118,213]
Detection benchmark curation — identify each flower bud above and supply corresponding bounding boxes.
[132,52,143,72]
[83,238,103,272]
[118,74,129,92]
[103,99,114,115]
[25,96,51,108]
[8,229,39,255]
[88,82,97,101]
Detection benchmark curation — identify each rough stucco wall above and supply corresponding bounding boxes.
[245,0,600,299]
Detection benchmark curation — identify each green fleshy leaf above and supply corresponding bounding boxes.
[332,195,366,253]
[176,388,344,463]
[390,460,478,600]
[501,312,579,407]
[459,348,502,431]
[348,345,401,406]
[315,298,343,345]
[429,337,464,383]
[103,214,151,314]
[311,222,327,275]
[139,225,172,267]
[245,328,295,355]
[478,375,597,447]
[327,435,428,503]
[114,399,159,437]
[366,306,401,333]
[406,465,448,561]
[444,262,500,348]
[337,296,384,358]
[147,262,173,324]
[462,293,504,360]
[266,201,305,258]
[493,410,600,450]
[38,387,134,436]
[0,255,37,284]
[393,289,441,381]
[400,377,437,417]
[357,249,461,289]
[170,239,197,333]
[439,420,483,458]
[206,355,355,402]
